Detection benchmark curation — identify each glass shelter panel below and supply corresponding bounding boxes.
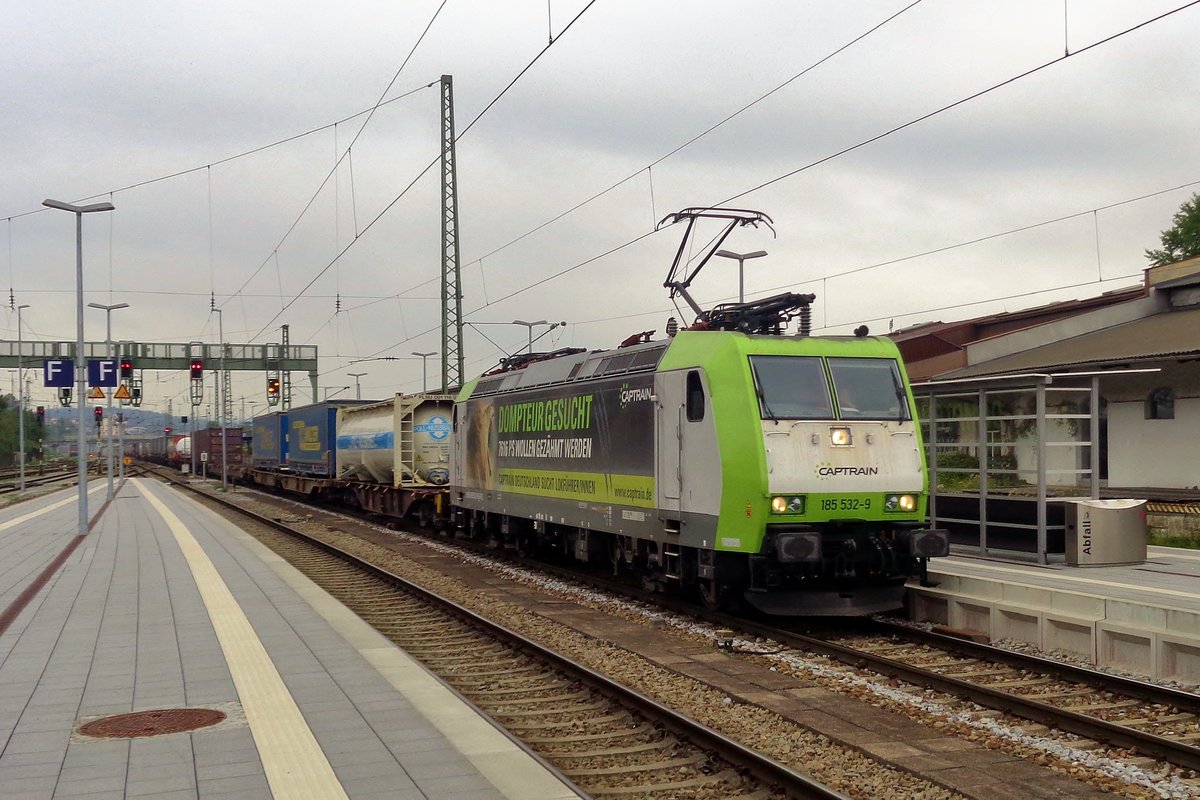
[915,377,1100,564]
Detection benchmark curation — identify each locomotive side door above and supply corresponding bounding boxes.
[655,371,684,514]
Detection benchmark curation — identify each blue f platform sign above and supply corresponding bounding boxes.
[88,359,119,387]
[44,359,74,388]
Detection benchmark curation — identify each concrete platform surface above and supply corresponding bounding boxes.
[908,546,1200,683]
[0,478,581,800]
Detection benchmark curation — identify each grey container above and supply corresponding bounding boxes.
[285,400,372,476]
[1065,499,1148,566]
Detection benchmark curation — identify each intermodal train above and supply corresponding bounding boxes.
[228,208,948,615]
[135,433,191,465]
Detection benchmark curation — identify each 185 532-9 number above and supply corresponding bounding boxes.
[819,497,871,512]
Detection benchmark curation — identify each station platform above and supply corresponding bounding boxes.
[0,478,581,800]
[907,546,1200,684]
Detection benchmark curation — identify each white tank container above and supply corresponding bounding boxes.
[168,435,191,460]
[412,402,453,485]
[336,394,453,487]
[336,400,395,483]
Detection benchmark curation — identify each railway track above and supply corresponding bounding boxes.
[151,469,848,800]
[708,616,1200,776]
[152,466,1200,795]
[0,468,85,495]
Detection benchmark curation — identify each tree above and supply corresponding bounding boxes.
[1146,193,1200,266]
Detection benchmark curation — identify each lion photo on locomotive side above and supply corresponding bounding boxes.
[465,401,496,489]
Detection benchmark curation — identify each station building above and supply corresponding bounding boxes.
[892,257,1200,492]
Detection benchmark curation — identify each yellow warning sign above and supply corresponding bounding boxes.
[88,386,106,399]
[113,384,132,400]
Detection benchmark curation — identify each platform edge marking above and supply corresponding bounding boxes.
[134,478,350,800]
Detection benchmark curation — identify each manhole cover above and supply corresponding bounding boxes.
[78,708,227,738]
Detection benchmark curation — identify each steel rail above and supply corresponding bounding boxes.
[351,518,1200,773]
[154,470,848,800]
[720,615,1200,772]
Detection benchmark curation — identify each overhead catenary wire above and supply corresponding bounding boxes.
[412,2,1200,356]
[459,1,924,279]
[344,165,1198,378]
[0,85,435,223]
[248,0,601,344]
[716,0,1200,206]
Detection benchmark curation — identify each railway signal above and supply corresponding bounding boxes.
[120,358,134,379]
[35,406,45,426]
[266,377,281,407]
[94,407,103,428]
[189,358,205,406]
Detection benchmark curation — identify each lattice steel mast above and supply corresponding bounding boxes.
[440,74,464,392]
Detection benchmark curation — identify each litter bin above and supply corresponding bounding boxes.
[1065,499,1147,566]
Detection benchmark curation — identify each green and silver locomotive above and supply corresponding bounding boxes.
[450,209,947,615]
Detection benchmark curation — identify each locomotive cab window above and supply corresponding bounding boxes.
[828,358,909,421]
[749,356,833,419]
[686,370,705,421]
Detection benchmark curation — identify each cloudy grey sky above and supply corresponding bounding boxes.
[4,0,1198,417]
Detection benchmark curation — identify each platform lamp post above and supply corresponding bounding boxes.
[16,304,30,492]
[714,249,767,304]
[43,198,115,537]
[88,301,129,501]
[411,352,436,393]
[212,307,227,492]
[348,372,367,400]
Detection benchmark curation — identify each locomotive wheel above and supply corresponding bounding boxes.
[608,537,623,576]
[516,534,536,558]
[698,579,739,612]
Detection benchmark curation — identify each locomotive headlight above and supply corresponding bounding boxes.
[885,494,917,512]
[829,426,852,447]
[770,496,805,514]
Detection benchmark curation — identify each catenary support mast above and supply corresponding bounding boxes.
[440,74,464,392]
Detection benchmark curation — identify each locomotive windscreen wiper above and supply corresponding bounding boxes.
[756,384,778,422]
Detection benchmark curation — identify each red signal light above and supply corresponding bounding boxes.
[190,359,204,380]
[120,359,134,379]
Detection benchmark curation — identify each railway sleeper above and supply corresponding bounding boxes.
[450,666,547,681]
[501,711,635,731]
[493,700,611,718]
[544,740,682,759]
[564,754,708,778]
[522,723,659,745]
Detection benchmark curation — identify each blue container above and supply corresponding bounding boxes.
[251,411,288,469]
[285,401,371,476]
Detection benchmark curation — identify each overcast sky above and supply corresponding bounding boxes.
[4,0,1198,418]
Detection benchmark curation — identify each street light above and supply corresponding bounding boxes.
[714,249,767,304]
[212,308,227,492]
[511,319,565,353]
[16,304,30,492]
[87,301,130,501]
[347,372,367,400]
[411,352,436,393]
[43,197,115,537]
